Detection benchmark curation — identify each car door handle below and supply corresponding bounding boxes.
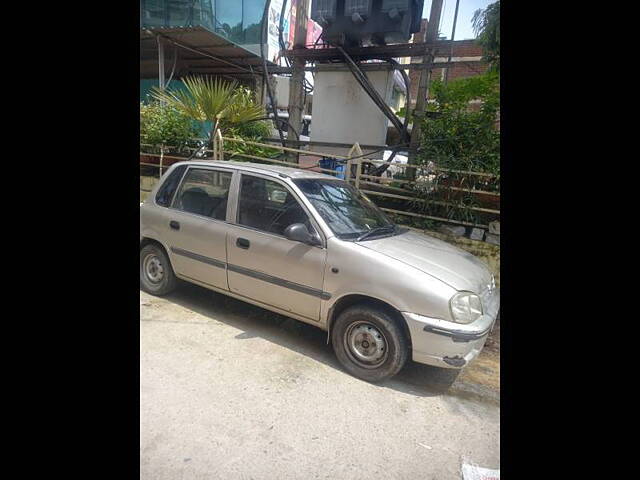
[236,238,250,249]
[169,221,180,230]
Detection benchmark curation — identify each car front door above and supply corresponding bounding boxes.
[226,173,328,322]
[164,166,235,291]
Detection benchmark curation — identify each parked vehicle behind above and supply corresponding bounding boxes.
[140,161,500,383]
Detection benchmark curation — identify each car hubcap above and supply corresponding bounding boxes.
[345,321,388,368]
[144,254,164,284]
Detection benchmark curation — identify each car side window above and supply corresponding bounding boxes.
[237,175,312,236]
[173,168,233,220]
[155,165,187,207]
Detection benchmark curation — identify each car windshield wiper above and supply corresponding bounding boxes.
[356,225,397,242]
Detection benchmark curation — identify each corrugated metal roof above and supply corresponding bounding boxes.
[140,25,275,78]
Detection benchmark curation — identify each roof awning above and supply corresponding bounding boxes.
[140,26,276,78]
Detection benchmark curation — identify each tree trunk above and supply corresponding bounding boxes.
[210,122,217,159]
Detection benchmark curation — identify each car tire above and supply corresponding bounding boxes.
[331,305,409,383]
[140,243,177,296]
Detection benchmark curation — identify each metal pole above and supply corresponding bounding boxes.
[347,142,363,186]
[157,35,165,90]
[444,0,461,85]
[287,0,310,163]
[407,0,444,178]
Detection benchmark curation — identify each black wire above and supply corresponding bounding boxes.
[261,0,286,147]
[253,116,300,141]
[334,44,409,143]
[165,46,178,89]
[366,57,411,175]
[386,58,411,140]
[278,0,290,68]
[324,40,411,176]
[275,0,312,137]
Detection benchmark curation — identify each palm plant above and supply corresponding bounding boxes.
[151,76,265,151]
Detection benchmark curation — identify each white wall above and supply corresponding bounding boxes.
[274,76,290,109]
[311,70,394,155]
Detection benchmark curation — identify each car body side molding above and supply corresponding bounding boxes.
[171,246,331,300]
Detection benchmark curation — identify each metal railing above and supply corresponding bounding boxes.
[140,137,500,230]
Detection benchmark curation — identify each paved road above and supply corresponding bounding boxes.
[140,283,500,479]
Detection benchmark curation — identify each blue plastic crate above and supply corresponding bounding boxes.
[318,158,346,179]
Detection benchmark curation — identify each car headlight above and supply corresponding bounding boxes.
[449,291,483,324]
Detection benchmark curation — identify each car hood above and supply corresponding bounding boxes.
[356,229,493,292]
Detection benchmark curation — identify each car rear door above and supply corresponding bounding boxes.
[225,172,328,322]
[163,165,236,291]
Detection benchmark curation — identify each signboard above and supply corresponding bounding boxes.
[306,19,323,46]
[266,1,322,65]
[267,0,285,62]
[267,0,299,63]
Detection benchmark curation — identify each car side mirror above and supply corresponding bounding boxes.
[284,223,321,246]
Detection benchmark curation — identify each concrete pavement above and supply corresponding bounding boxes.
[140,283,500,479]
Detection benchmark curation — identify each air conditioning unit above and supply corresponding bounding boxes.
[311,0,424,46]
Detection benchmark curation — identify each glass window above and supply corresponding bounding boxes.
[140,0,166,27]
[238,175,311,236]
[155,164,187,207]
[173,168,233,220]
[294,179,395,240]
[215,0,244,44]
[242,0,265,45]
[140,0,267,52]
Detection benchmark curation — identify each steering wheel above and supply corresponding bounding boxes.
[270,203,309,235]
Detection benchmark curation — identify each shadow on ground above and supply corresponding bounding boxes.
[148,281,499,403]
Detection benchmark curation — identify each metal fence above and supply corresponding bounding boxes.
[140,137,500,230]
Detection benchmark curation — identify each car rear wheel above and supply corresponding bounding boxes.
[331,305,409,383]
[140,243,177,296]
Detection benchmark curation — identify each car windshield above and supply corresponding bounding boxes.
[293,178,397,240]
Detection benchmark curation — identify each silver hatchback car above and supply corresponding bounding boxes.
[140,161,500,382]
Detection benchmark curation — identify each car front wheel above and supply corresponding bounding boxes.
[331,305,409,383]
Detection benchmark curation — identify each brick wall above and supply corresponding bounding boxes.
[407,19,488,107]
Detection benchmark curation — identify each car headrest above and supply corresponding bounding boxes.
[181,188,210,215]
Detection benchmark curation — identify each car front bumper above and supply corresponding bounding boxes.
[401,288,499,369]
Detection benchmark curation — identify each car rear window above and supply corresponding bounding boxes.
[155,165,187,207]
[173,168,233,220]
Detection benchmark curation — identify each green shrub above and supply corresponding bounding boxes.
[409,72,500,226]
[140,102,200,154]
[419,72,500,177]
[224,119,282,162]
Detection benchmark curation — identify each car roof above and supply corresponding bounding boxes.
[179,160,341,181]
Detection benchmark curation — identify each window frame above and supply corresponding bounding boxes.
[153,164,189,209]
[232,172,326,247]
[168,165,237,223]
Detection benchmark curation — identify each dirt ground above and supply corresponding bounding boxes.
[140,283,500,479]
[458,319,500,394]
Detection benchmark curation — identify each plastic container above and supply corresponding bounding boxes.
[318,158,346,179]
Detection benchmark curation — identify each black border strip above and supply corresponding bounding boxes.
[170,246,331,300]
[423,324,492,343]
[170,247,226,269]
[227,263,331,300]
